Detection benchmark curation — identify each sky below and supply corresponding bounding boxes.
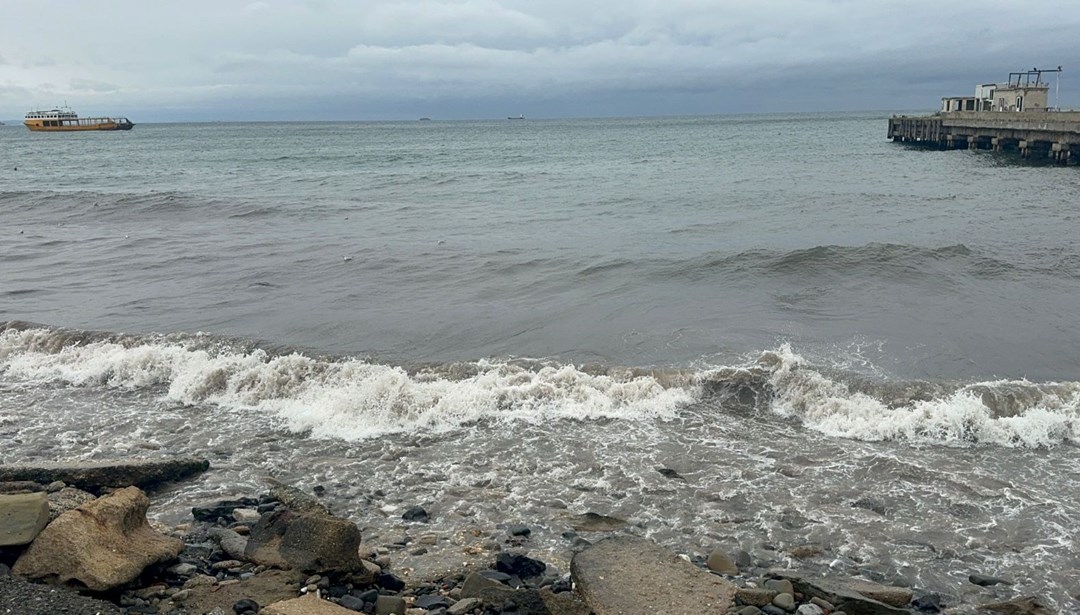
[1,0,1077,122]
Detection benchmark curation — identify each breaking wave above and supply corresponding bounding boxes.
[2,323,1077,446]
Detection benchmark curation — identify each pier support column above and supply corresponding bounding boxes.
[967,137,978,150]
[1018,140,1029,159]
[1052,143,1071,165]
[991,137,1001,151]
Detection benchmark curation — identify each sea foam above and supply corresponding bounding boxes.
[0,326,692,440]
[759,344,1080,447]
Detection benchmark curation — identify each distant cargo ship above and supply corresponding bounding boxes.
[24,107,134,132]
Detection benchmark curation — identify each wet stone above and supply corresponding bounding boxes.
[507,525,531,537]
[495,553,546,578]
[402,506,429,523]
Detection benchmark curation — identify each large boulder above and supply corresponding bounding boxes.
[766,571,913,615]
[12,486,183,591]
[570,535,736,615]
[244,509,366,575]
[0,492,49,546]
[0,458,210,493]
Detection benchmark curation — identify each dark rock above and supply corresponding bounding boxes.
[0,458,210,493]
[354,588,379,603]
[568,512,626,532]
[733,549,753,569]
[340,594,366,611]
[402,506,429,522]
[761,606,786,615]
[415,594,453,609]
[969,573,1012,587]
[193,498,261,522]
[312,485,326,496]
[912,593,944,612]
[508,525,532,537]
[377,571,406,591]
[479,570,512,582]
[496,553,547,579]
[851,497,890,516]
[655,468,686,481]
[232,598,259,613]
[570,535,736,614]
[244,508,365,574]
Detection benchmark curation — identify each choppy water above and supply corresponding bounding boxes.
[1,115,1079,609]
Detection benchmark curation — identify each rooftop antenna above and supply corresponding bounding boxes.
[1057,66,1062,111]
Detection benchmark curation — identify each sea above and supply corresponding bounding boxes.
[1,114,1078,608]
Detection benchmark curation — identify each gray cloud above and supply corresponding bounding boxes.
[1,0,1077,121]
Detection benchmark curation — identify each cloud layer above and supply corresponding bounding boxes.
[1,0,1077,121]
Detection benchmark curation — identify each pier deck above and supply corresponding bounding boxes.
[888,111,1080,163]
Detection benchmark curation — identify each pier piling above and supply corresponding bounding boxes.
[888,111,1080,165]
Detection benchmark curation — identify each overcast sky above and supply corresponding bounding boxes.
[1,0,1077,122]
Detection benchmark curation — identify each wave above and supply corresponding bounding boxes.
[1,323,1077,447]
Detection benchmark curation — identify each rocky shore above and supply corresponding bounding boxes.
[0,458,1061,615]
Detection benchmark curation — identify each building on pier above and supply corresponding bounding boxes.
[892,67,1076,164]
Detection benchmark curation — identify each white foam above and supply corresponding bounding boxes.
[761,344,1080,447]
[0,327,693,440]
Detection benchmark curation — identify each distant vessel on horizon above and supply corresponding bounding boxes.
[508,114,525,120]
[23,106,134,132]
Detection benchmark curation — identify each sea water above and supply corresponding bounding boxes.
[1,114,1078,607]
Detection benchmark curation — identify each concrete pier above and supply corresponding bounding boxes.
[888,111,1080,164]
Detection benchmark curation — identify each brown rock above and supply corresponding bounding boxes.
[12,486,183,591]
[977,595,1055,615]
[0,458,210,493]
[568,512,627,532]
[571,535,736,615]
[0,492,50,546]
[244,508,366,575]
[264,592,358,615]
[163,569,304,615]
[538,587,592,615]
[789,544,825,558]
[735,587,778,607]
[706,548,739,574]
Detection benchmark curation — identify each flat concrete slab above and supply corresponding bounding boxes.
[0,457,210,492]
[570,535,736,615]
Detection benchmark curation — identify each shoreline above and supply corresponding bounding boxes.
[0,458,1066,615]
